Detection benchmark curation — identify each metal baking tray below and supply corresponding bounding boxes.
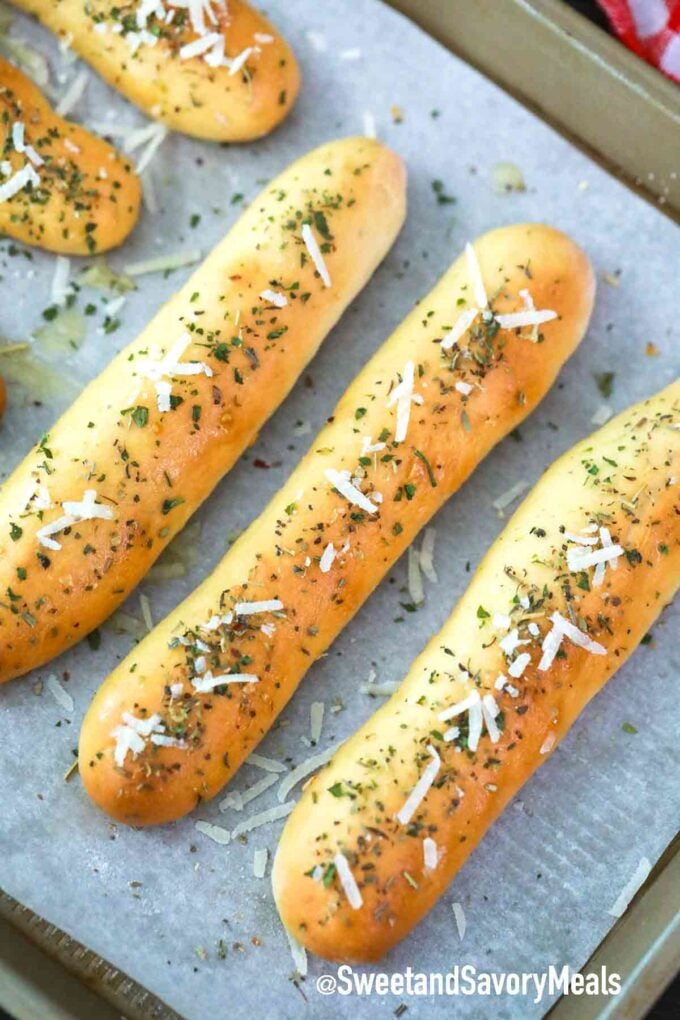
[1,0,678,1017]
[391,0,680,219]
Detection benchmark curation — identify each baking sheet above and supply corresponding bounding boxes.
[1,1,679,1018]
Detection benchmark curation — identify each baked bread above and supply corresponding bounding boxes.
[78,223,595,825]
[273,381,680,962]
[0,58,140,253]
[0,136,406,683]
[10,0,300,141]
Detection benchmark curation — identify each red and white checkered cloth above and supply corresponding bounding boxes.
[597,0,680,82]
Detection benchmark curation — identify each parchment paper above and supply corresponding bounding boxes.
[1,2,679,1018]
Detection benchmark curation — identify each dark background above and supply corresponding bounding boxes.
[0,2,675,1020]
[567,0,610,29]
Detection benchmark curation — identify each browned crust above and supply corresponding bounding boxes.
[0,137,406,682]
[272,383,680,962]
[11,0,300,141]
[77,224,595,826]
[0,58,141,253]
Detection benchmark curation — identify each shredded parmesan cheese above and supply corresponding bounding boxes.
[465,242,488,309]
[230,801,294,839]
[247,752,287,773]
[11,121,44,167]
[508,652,531,678]
[439,689,504,751]
[441,306,478,351]
[138,332,212,411]
[333,852,363,909]
[395,744,440,825]
[192,671,259,693]
[481,693,501,743]
[493,479,531,514]
[306,30,328,51]
[419,527,438,583]
[223,44,251,75]
[500,629,529,656]
[438,689,481,722]
[452,902,467,941]
[285,928,308,975]
[608,857,651,917]
[362,110,377,138]
[259,288,288,308]
[139,593,153,632]
[387,360,416,443]
[277,745,338,803]
[468,699,483,751]
[111,710,181,767]
[591,403,613,426]
[198,614,226,631]
[195,820,231,845]
[0,162,40,203]
[360,679,399,697]
[124,250,201,277]
[37,490,114,552]
[540,733,556,755]
[301,222,331,287]
[440,250,556,351]
[564,531,599,546]
[253,847,269,878]
[310,701,325,745]
[324,468,378,514]
[179,31,222,60]
[538,611,606,671]
[407,546,425,606]
[55,71,88,117]
[319,541,336,573]
[423,837,438,870]
[46,674,74,713]
[567,543,624,573]
[495,309,557,329]
[150,733,186,749]
[233,599,283,615]
[111,724,145,767]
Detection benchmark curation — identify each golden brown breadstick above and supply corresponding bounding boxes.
[0,137,406,682]
[10,0,299,141]
[0,58,140,253]
[78,223,595,826]
[273,382,680,962]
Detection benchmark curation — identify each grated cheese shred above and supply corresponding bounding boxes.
[423,836,438,870]
[395,744,440,825]
[301,222,331,287]
[334,852,363,909]
[324,468,378,514]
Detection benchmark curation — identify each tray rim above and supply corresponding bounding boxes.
[388,0,680,221]
[2,840,677,1020]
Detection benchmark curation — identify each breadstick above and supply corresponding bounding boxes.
[0,136,406,682]
[0,58,140,253]
[10,0,299,141]
[78,223,595,825]
[273,382,680,962]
